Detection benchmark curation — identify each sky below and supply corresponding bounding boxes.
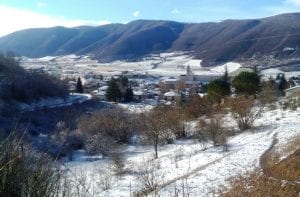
[0,0,300,37]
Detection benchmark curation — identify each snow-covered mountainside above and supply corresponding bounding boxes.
[63,107,300,196]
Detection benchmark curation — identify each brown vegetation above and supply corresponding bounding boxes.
[78,108,136,156]
[222,135,300,197]
[227,96,261,131]
[196,117,228,148]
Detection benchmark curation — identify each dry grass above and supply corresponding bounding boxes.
[221,134,300,197]
[222,170,300,197]
[279,134,300,159]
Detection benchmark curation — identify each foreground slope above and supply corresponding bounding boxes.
[64,107,300,196]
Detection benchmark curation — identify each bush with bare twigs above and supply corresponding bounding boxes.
[258,81,279,105]
[196,117,229,149]
[78,108,136,155]
[135,159,164,195]
[50,121,84,159]
[111,151,125,175]
[228,96,261,131]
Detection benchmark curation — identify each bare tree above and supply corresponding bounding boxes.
[142,106,171,159]
[164,106,186,138]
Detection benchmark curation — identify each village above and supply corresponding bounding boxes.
[19,53,259,105]
[19,53,300,108]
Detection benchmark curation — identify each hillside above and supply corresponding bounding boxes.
[64,107,300,196]
[0,56,68,110]
[1,13,300,65]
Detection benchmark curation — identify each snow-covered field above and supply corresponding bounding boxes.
[21,53,242,78]
[260,68,300,79]
[64,107,300,196]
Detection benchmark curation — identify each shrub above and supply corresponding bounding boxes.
[136,160,163,194]
[258,81,278,105]
[228,96,261,131]
[0,132,61,196]
[78,108,137,156]
[111,151,125,175]
[50,121,84,159]
[196,117,228,147]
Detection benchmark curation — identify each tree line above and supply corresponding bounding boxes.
[0,55,68,104]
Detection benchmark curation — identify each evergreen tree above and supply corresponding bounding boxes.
[223,65,229,83]
[119,76,129,87]
[76,77,83,93]
[207,79,230,104]
[232,71,260,95]
[278,74,288,92]
[106,78,122,102]
[124,87,134,102]
[207,67,231,104]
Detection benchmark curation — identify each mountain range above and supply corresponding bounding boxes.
[1,13,300,66]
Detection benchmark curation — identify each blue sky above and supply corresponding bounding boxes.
[0,0,300,36]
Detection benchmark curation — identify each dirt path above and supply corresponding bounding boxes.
[259,132,300,183]
[259,132,278,175]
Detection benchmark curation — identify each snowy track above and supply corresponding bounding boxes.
[20,93,92,111]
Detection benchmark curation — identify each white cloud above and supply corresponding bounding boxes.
[263,0,300,16]
[171,9,180,15]
[0,5,110,37]
[37,2,47,8]
[133,10,140,17]
[285,0,300,6]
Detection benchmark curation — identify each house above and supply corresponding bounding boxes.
[160,77,179,89]
[164,91,178,101]
[92,86,108,100]
[68,81,77,92]
[133,90,148,102]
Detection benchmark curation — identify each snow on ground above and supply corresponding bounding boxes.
[21,53,246,79]
[158,108,300,196]
[210,62,241,74]
[117,103,154,113]
[19,93,92,111]
[64,107,300,196]
[37,56,57,61]
[261,68,300,79]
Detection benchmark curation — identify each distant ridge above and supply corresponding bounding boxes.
[1,13,300,66]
